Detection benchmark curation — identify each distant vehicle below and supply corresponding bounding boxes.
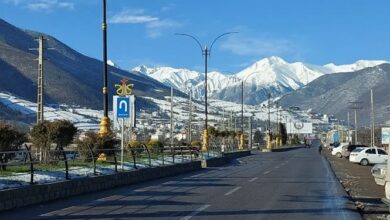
[289,106,300,111]
[349,147,387,166]
[371,163,387,186]
[341,144,368,158]
[252,143,260,149]
[14,151,27,161]
[331,142,349,158]
[65,152,80,160]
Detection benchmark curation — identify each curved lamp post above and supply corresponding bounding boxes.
[176,32,238,152]
[99,0,110,136]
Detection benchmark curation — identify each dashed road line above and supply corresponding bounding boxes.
[263,171,270,175]
[224,186,241,196]
[181,204,211,220]
[249,177,258,182]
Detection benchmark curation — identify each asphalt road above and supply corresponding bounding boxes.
[0,144,361,220]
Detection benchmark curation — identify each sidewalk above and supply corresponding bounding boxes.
[323,148,389,220]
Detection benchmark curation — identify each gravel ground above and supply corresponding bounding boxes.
[323,147,390,220]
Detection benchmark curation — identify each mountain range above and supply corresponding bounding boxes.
[279,63,390,126]
[2,17,390,127]
[132,57,388,105]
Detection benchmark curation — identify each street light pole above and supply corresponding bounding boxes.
[239,80,244,150]
[176,32,238,152]
[99,0,110,136]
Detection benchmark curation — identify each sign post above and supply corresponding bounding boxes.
[116,96,130,170]
[114,79,134,170]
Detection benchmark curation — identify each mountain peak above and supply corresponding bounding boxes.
[260,56,287,65]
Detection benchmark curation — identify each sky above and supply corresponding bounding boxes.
[2,0,390,73]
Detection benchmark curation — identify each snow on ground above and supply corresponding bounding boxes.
[0,156,199,190]
[0,92,112,131]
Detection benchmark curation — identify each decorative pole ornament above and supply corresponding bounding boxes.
[115,79,134,97]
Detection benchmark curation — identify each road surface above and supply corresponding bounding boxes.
[0,144,361,219]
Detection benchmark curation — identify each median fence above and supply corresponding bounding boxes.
[0,143,250,212]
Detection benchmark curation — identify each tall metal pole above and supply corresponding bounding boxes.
[249,116,252,149]
[175,32,238,153]
[347,112,350,143]
[371,89,375,147]
[37,36,44,123]
[354,109,358,144]
[188,88,192,146]
[268,93,271,132]
[240,80,244,150]
[202,47,209,152]
[99,0,110,136]
[170,87,174,147]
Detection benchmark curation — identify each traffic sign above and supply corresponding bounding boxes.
[116,97,130,118]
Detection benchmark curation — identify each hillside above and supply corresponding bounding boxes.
[279,64,390,125]
[0,19,177,109]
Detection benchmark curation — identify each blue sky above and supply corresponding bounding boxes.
[2,0,390,73]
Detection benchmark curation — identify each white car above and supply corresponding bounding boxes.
[331,142,349,158]
[349,147,388,166]
[371,163,387,185]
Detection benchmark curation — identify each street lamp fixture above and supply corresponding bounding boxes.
[99,0,110,136]
[176,32,238,152]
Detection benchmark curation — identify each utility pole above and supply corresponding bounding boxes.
[222,109,225,130]
[37,36,44,123]
[371,89,375,147]
[347,112,350,143]
[188,88,192,146]
[240,80,244,150]
[170,87,174,148]
[268,93,271,132]
[230,111,233,131]
[249,116,252,149]
[349,102,362,145]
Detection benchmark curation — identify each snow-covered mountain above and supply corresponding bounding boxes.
[132,56,389,105]
[322,60,388,73]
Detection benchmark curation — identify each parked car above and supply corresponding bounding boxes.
[371,163,387,185]
[341,144,368,158]
[349,147,388,166]
[331,142,349,158]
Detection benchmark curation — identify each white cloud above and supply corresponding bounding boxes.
[109,9,180,38]
[109,9,158,24]
[4,0,74,12]
[220,35,292,57]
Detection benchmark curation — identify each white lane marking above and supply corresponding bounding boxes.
[274,166,279,169]
[162,181,176,185]
[181,204,211,220]
[190,174,203,178]
[224,186,241,196]
[249,177,258,182]
[263,171,270,175]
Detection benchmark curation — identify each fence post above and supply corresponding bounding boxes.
[162,146,165,166]
[61,147,69,180]
[143,144,151,167]
[130,148,137,169]
[113,149,118,172]
[180,145,183,162]
[25,144,34,185]
[171,144,175,164]
[87,144,96,175]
